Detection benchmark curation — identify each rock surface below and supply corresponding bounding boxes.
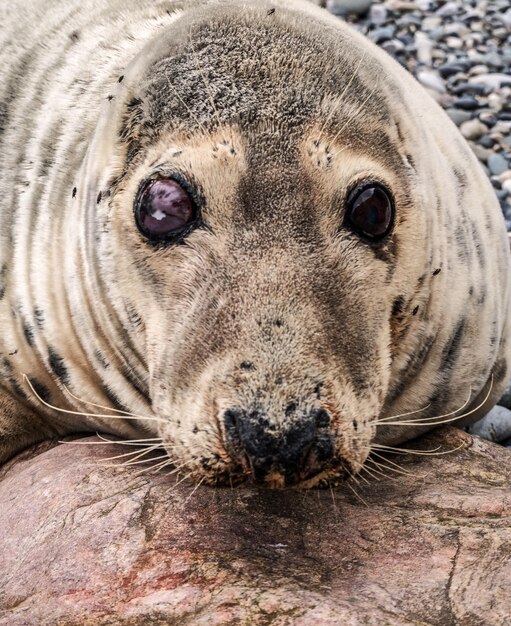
[1,428,511,625]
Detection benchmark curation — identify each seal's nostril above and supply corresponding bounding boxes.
[314,408,331,428]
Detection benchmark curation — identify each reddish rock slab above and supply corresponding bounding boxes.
[0,428,510,626]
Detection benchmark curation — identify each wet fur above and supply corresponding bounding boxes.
[0,0,510,485]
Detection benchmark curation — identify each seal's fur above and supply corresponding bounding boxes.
[0,0,509,486]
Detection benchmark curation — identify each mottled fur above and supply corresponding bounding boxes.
[0,0,509,486]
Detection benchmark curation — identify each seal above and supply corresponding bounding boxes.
[0,0,510,488]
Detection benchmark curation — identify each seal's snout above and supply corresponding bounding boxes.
[223,407,334,486]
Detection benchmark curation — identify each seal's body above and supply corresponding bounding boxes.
[0,0,509,487]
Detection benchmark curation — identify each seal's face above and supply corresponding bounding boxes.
[85,1,507,487]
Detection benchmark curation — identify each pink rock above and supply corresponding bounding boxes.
[0,428,510,625]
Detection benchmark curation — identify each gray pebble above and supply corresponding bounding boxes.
[460,119,487,140]
[468,405,511,443]
[326,0,372,16]
[488,153,509,176]
[417,70,445,93]
[446,108,473,126]
[498,378,511,410]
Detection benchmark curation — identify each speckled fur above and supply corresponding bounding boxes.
[0,0,509,486]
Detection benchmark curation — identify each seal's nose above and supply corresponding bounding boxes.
[223,407,333,485]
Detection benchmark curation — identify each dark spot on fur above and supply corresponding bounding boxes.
[192,425,199,434]
[23,322,34,346]
[102,384,130,413]
[34,307,44,328]
[96,191,102,204]
[441,319,465,371]
[433,268,441,276]
[314,383,322,399]
[28,378,50,403]
[493,358,507,384]
[267,8,276,15]
[469,286,474,296]
[412,305,419,316]
[285,402,297,416]
[120,366,151,404]
[352,419,358,431]
[240,361,256,371]
[107,95,114,101]
[392,296,406,317]
[95,350,109,368]
[118,75,124,83]
[72,187,77,198]
[69,30,80,42]
[275,376,284,385]
[8,349,17,356]
[48,348,70,385]
[172,151,182,158]
[274,319,284,328]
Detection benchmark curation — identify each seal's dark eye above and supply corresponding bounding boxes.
[135,178,196,242]
[345,184,394,240]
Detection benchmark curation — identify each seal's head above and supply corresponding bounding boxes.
[79,0,510,487]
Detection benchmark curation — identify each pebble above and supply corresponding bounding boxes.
[326,0,372,16]
[468,406,511,444]
[488,153,509,176]
[417,70,445,93]
[452,96,480,111]
[446,108,472,126]
[460,119,487,140]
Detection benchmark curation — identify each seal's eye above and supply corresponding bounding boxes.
[345,183,394,240]
[135,178,196,242]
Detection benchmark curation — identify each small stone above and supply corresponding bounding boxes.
[460,119,487,140]
[369,3,387,24]
[417,70,445,93]
[438,63,469,78]
[446,108,473,126]
[452,96,480,111]
[445,37,463,50]
[470,144,490,163]
[469,74,511,89]
[415,32,433,66]
[488,154,509,176]
[502,179,511,195]
[488,93,503,112]
[468,405,511,443]
[478,136,495,149]
[369,26,396,44]
[469,65,490,76]
[435,1,458,17]
[326,0,372,15]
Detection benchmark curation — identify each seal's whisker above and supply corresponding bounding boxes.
[369,451,416,476]
[373,376,494,429]
[102,444,164,463]
[317,50,367,141]
[22,374,168,424]
[365,456,415,480]
[184,475,206,504]
[359,464,382,481]
[344,475,369,507]
[329,80,381,154]
[58,438,163,446]
[119,453,169,467]
[132,458,184,477]
[61,383,153,419]
[372,442,466,456]
[373,385,474,427]
[374,402,433,424]
[163,72,208,136]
